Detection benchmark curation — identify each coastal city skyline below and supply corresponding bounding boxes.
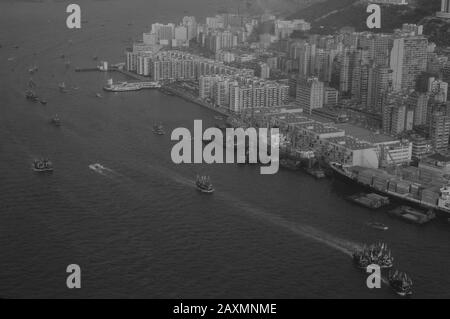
[1,0,450,300]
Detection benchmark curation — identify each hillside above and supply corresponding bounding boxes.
[288,0,441,34]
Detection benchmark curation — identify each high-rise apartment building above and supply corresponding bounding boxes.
[296,77,324,114]
[389,36,428,91]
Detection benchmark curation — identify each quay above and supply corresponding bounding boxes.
[75,64,230,117]
[160,83,230,117]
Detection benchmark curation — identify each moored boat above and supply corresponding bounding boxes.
[329,162,450,215]
[388,206,436,225]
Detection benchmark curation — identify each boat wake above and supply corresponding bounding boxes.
[226,197,362,257]
[148,165,362,257]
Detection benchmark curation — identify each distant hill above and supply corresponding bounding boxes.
[288,0,441,35]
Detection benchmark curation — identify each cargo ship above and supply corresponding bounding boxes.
[330,162,450,215]
[103,79,161,92]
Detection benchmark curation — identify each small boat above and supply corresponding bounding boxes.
[96,93,103,98]
[25,90,39,102]
[59,82,67,93]
[33,159,54,172]
[28,66,38,74]
[214,115,224,120]
[50,115,61,127]
[196,175,215,194]
[389,270,413,297]
[40,99,48,105]
[152,123,165,135]
[367,222,389,231]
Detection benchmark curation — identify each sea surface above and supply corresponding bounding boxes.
[0,0,449,299]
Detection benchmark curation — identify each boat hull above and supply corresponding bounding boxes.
[197,187,215,194]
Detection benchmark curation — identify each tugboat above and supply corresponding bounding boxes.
[196,175,215,194]
[50,115,61,127]
[352,242,394,269]
[388,270,413,297]
[152,123,165,135]
[33,159,54,172]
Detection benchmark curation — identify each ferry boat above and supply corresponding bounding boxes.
[353,242,394,269]
[103,79,161,92]
[33,159,54,172]
[329,162,450,215]
[389,270,413,297]
[196,175,215,194]
[152,124,165,135]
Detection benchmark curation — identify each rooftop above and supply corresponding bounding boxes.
[325,136,375,151]
[336,123,397,144]
[295,122,344,135]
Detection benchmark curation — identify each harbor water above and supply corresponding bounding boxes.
[0,0,450,298]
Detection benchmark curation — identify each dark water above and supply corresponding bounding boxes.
[0,0,449,299]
